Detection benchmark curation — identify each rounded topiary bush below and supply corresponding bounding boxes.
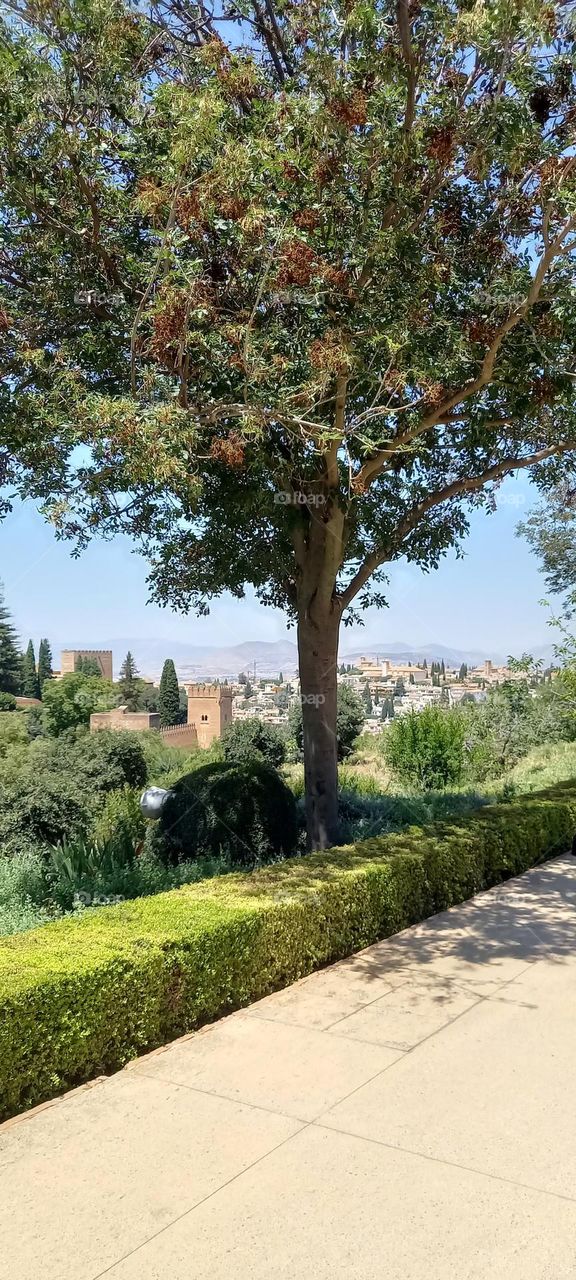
[151,760,298,868]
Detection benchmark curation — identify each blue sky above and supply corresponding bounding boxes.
[0,470,553,658]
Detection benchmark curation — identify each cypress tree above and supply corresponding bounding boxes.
[158,658,180,727]
[361,681,373,715]
[119,650,139,709]
[21,639,40,699]
[37,638,53,691]
[0,585,21,694]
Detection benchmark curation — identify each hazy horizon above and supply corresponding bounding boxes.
[1,470,556,661]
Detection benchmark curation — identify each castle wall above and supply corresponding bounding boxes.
[160,723,199,749]
[62,649,113,681]
[90,708,160,732]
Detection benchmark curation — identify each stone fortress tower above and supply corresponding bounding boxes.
[61,649,113,681]
[186,684,233,748]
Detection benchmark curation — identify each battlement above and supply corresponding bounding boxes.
[160,723,199,748]
[186,683,232,701]
[160,722,196,735]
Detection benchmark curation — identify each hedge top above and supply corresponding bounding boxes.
[2,780,575,1000]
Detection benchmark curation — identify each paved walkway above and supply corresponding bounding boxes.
[2,856,576,1280]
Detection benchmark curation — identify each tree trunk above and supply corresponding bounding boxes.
[297,607,341,851]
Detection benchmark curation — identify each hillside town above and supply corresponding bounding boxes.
[35,646,549,745]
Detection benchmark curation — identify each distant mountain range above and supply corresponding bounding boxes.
[54,636,557,680]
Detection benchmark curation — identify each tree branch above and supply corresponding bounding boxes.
[339,440,576,608]
[353,210,576,493]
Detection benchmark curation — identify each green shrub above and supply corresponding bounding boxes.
[151,760,299,868]
[41,673,117,736]
[68,732,148,794]
[0,773,90,855]
[0,850,56,937]
[47,831,138,908]
[1,780,575,1120]
[90,785,147,847]
[222,718,286,768]
[0,692,17,711]
[383,705,468,790]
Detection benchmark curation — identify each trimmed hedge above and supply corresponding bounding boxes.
[1,780,575,1120]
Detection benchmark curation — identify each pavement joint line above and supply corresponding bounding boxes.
[310,1120,576,1207]
[88,1119,310,1280]
[240,979,413,1033]
[130,1069,318,1125]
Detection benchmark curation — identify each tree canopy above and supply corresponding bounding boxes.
[21,640,40,700]
[37,638,53,691]
[158,658,181,727]
[3,0,576,844]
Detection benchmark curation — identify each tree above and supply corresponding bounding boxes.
[0,585,21,695]
[5,5,576,847]
[21,640,40,700]
[409,672,415,685]
[158,659,180,728]
[458,663,468,681]
[519,483,576,597]
[383,705,467,791]
[74,655,101,677]
[118,650,140,710]
[222,717,286,769]
[395,677,406,697]
[290,682,364,762]
[361,681,373,715]
[42,674,116,737]
[37,639,53,691]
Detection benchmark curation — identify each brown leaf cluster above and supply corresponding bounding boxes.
[277,240,317,287]
[309,328,352,375]
[426,126,456,165]
[210,432,246,467]
[327,91,368,129]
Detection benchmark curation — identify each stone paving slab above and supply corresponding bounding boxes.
[102,1125,576,1280]
[1,854,575,1280]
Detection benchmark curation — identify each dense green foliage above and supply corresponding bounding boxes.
[0,773,91,857]
[0,586,21,695]
[384,704,468,790]
[118,650,140,710]
[151,760,299,868]
[158,659,181,728]
[0,693,16,712]
[21,640,39,700]
[383,673,576,788]
[37,638,53,691]
[74,655,103,677]
[290,683,365,761]
[5,0,576,844]
[0,730,147,856]
[221,717,286,769]
[41,672,116,735]
[2,779,575,1120]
